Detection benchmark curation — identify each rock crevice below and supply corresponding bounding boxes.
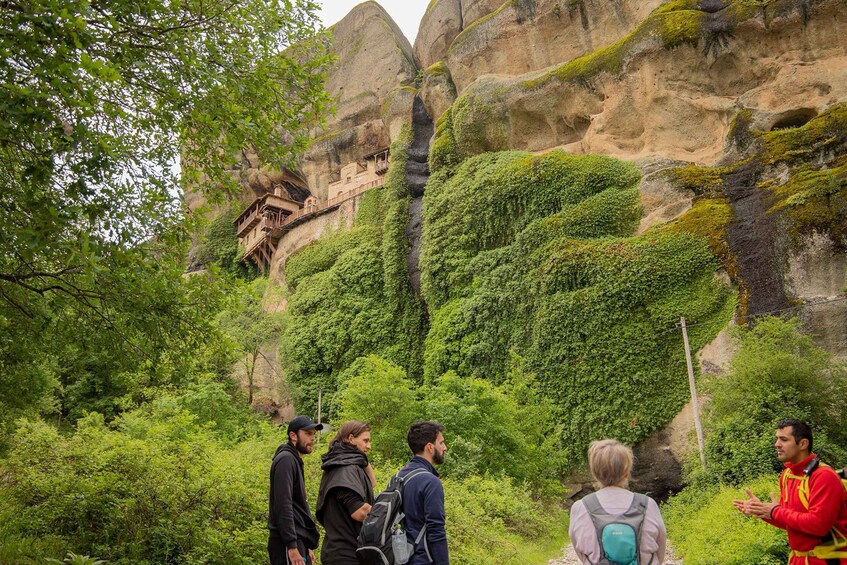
[405,95,434,298]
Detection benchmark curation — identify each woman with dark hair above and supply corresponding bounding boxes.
[316,421,376,565]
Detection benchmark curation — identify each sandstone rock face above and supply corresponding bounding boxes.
[445,0,664,94]
[461,0,503,27]
[698,328,737,378]
[635,157,695,235]
[440,0,847,166]
[420,63,458,123]
[787,232,847,300]
[788,232,847,357]
[414,0,463,70]
[382,87,419,142]
[299,2,417,200]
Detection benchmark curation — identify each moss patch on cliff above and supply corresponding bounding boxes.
[659,196,736,276]
[429,103,462,175]
[760,104,847,166]
[767,156,847,244]
[381,86,417,118]
[520,0,768,90]
[430,85,511,173]
[668,165,729,197]
[520,6,706,90]
[421,61,458,100]
[420,150,734,465]
[424,61,452,77]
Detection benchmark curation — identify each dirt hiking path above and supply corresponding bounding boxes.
[549,544,684,564]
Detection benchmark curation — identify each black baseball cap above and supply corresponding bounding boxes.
[287,415,324,434]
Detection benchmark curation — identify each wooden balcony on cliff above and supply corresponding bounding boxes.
[234,192,301,271]
[364,148,390,176]
[236,152,390,272]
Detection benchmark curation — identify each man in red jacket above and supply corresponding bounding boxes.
[734,418,847,564]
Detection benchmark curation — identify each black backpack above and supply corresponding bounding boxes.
[356,468,428,565]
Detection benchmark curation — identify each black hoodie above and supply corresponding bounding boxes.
[268,442,320,551]
[316,443,374,564]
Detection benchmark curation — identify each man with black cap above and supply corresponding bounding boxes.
[269,415,324,565]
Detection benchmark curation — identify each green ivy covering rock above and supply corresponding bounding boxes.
[420,149,734,466]
[280,126,426,415]
[194,205,258,279]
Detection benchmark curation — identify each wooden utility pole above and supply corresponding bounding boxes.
[316,388,323,445]
[680,317,707,469]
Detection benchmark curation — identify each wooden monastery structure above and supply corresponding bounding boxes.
[235,148,390,271]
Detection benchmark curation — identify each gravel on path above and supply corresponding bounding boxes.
[548,544,684,565]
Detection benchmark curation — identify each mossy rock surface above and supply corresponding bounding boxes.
[652,104,847,317]
[429,0,832,168]
[760,104,847,166]
[420,149,734,464]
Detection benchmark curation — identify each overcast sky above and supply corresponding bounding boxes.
[318,1,428,44]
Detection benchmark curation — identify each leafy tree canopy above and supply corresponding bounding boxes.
[0,0,332,429]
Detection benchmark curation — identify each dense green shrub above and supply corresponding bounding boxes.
[280,127,427,414]
[443,475,568,565]
[420,150,642,308]
[284,226,380,289]
[420,150,734,467]
[216,278,284,405]
[695,316,847,485]
[335,355,422,463]
[0,362,569,564]
[281,239,398,411]
[195,205,257,279]
[283,146,731,477]
[664,476,788,565]
[429,110,460,175]
[0,387,276,564]
[422,369,566,491]
[335,354,566,496]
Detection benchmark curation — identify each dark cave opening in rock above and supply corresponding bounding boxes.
[770,108,818,131]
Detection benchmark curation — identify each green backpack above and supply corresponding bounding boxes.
[582,492,654,565]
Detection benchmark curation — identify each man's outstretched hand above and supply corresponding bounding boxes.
[733,488,779,519]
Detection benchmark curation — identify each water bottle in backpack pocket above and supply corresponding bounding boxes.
[391,524,413,564]
[582,492,650,565]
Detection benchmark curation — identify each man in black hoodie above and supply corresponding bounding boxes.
[269,415,323,565]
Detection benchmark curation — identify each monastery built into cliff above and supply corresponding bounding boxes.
[234,148,389,271]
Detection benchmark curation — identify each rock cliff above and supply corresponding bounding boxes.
[272,0,847,355]
[429,0,846,165]
[298,2,418,200]
[238,0,847,491]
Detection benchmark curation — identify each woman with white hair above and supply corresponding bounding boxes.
[568,439,667,564]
